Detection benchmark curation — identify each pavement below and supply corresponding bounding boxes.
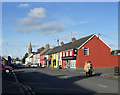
[45,67,120,80]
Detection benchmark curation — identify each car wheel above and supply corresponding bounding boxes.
[5,69,10,73]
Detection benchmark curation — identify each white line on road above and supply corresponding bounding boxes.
[97,84,107,88]
[13,72,25,95]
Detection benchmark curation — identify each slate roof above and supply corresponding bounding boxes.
[46,46,60,55]
[41,49,52,55]
[35,49,45,54]
[47,34,95,55]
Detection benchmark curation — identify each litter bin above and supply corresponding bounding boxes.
[114,67,120,76]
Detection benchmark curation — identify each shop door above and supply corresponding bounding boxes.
[68,60,70,68]
[70,60,76,68]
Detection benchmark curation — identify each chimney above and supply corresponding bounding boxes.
[61,41,64,46]
[37,47,45,51]
[46,44,50,49]
[72,37,76,42]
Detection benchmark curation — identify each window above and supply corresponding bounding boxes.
[66,52,68,56]
[84,48,89,56]
[70,51,72,56]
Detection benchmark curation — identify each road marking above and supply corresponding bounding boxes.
[97,84,107,88]
[13,72,25,95]
[13,72,36,95]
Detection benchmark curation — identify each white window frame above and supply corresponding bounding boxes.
[70,51,72,56]
[66,51,68,56]
[84,47,89,56]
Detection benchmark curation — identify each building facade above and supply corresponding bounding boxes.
[46,34,120,69]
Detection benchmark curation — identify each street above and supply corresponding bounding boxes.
[2,67,119,94]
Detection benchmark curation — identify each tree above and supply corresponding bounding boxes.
[111,50,115,55]
[3,59,8,65]
[8,56,11,63]
[22,53,28,64]
[16,57,20,61]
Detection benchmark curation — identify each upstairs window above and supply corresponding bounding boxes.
[66,52,68,56]
[70,51,72,56]
[84,48,89,56]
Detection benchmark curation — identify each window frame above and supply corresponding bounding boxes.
[84,47,89,56]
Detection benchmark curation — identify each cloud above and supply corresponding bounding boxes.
[18,4,30,7]
[0,39,3,44]
[28,8,46,19]
[15,7,65,35]
[79,21,88,24]
[15,21,65,34]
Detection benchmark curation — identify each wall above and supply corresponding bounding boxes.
[52,53,58,68]
[40,55,45,67]
[76,36,119,68]
[48,55,52,68]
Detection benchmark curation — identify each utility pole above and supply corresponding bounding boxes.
[57,38,60,68]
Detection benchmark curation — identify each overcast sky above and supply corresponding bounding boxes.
[1,2,118,58]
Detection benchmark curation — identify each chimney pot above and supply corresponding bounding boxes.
[46,44,50,49]
[61,41,64,46]
[72,37,76,42]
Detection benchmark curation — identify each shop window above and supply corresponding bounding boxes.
[84,48,89,56]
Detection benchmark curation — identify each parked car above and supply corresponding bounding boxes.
[0,63,13,73]
[31,63,38,68]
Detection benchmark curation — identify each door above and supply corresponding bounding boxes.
[70,60,76,68]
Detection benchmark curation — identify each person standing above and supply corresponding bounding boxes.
[88,61,93,77]
[84,61,89,76]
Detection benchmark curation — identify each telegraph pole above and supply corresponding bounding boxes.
[57,38,60,68]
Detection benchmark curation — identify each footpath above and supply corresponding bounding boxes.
[46,67,120,80]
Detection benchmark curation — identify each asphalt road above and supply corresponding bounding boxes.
[12,67,119,94]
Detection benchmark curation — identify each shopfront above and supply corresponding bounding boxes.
[62,56,76,68]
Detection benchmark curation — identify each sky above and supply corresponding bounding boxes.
[1,2,118,59]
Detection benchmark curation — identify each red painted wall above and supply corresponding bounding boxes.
[76,36,119,68]
[61,50,74,68]
[48,54,52,68]
[40,55,45,67]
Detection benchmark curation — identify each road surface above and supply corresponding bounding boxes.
[12,67,119,94]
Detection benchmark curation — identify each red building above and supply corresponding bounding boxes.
[46,34,119,69]
[40,55,45,67]
[76,34,119,68]
[60,34,119,68]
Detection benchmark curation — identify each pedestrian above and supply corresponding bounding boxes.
[88,61,93,77]
[84,61,89,76]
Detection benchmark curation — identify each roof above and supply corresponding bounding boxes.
[35,49,45,54]
[41,49,52,55]
[47,34,95,55]
[46,46,60,55]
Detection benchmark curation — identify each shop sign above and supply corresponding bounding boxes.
[73,48,77,54]
[62,56,76,60]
